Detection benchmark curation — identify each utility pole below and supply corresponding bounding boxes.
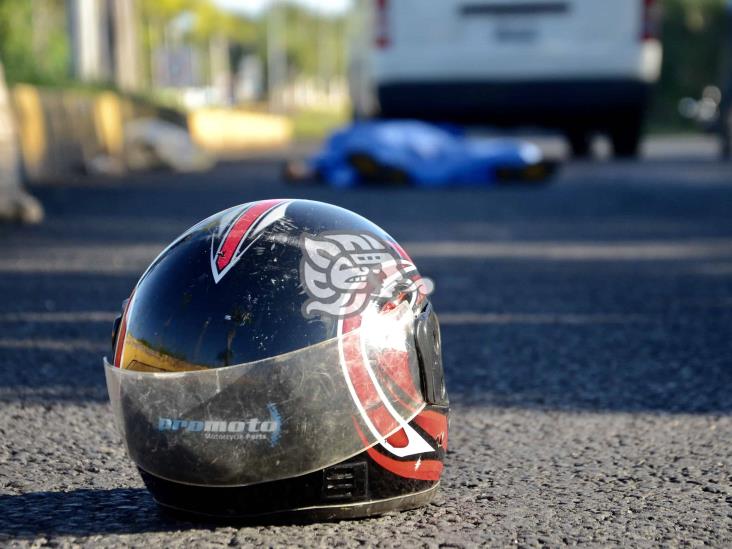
[267,0,287,112]
[210,33,232,106]
[68,0,112,83]
[112,0,142,92]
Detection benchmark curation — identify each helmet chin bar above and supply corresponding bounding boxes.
[136,405,446,521]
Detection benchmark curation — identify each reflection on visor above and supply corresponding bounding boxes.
[104,302,426,487]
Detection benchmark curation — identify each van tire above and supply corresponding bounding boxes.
[610,113,643,158]
[566,129,592,159]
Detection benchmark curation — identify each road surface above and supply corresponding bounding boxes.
[0,138,731,547]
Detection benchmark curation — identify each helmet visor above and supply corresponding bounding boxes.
[104,302,427,487]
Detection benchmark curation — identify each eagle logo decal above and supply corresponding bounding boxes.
[299,231,433,318]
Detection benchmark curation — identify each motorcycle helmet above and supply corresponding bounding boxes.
[105,199,448,520]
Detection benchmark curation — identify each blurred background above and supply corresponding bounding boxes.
[0,0,730,182]
[1,2,732,544]
[0,0,351,201]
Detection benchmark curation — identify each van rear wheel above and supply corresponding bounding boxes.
[610,112,643,158]
[566,129,592,159]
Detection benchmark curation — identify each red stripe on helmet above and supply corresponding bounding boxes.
[342,315,398,437]
[352,419,443,481]
[413,409,448,451]
[341,293,425,440]
[216,199,285,272]
[386,427,409,448]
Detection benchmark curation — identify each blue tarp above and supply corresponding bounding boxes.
[307,120,550,188]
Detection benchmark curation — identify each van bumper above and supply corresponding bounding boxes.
[376,79,651,128]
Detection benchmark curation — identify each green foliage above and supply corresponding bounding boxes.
[292,106,349,141]
[138,0,259,90]
[0,0,70,85]
[139,0,257,43]
[651,0,728,130]
[190,2,257,44]
[261,4,347,79]
[0,0,344,94]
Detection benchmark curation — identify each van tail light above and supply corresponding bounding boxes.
[641,0,661,41]
[375,0,391,49]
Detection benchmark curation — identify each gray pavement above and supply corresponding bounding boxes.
[0,138,731,547]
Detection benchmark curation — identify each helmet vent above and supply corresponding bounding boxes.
[321,462,368,501]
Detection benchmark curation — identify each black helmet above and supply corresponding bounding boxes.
[106,199,448,520]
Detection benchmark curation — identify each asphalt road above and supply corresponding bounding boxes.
[1,138,731,547]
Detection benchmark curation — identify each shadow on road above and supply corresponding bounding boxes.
[0,486,372,537]
[0,488,194,538]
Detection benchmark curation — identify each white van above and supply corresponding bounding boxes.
[349,0,663,157]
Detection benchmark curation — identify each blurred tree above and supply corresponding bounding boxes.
[0,0,70,84]
[653,0,727,129]
[0,0,346,111]
[139,0,258,100]
[190,1,257,44]
[257,2,347,106]
[140,0,194,21]
[274,4,346,79]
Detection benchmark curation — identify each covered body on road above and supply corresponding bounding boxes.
[289,120,555,187]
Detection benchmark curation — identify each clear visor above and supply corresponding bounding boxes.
[104,302,426,487]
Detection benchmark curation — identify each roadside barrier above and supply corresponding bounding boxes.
[0,65,43,223]
[188,108,293,155]
[10,85,293,182]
